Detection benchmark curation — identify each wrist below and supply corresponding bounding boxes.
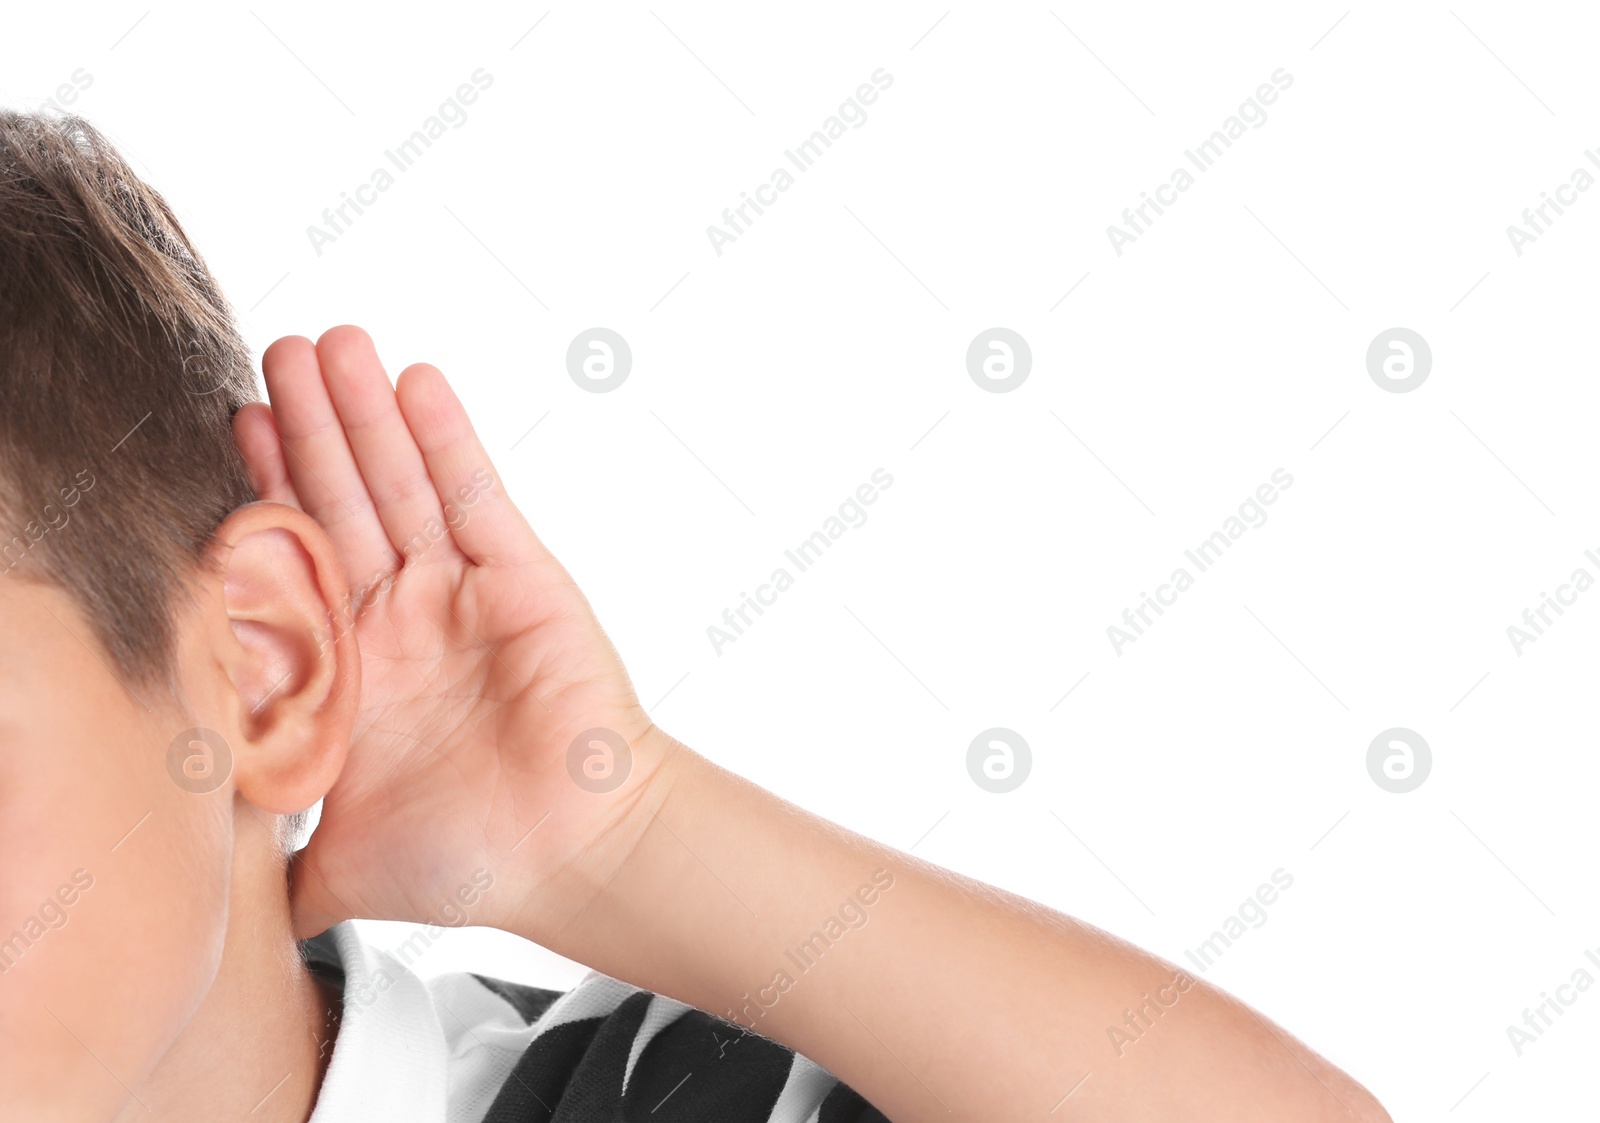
[503,721,697,951]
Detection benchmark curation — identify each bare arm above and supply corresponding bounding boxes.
[511,733,1390,1123]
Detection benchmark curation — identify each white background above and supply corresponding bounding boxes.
[6,3,1599,1118]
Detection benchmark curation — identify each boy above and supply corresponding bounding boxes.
[0,110,1390,1122]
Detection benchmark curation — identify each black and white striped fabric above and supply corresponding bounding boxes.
[301,923,887,1122]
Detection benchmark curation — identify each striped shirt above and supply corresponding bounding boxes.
[301,922,887,1122]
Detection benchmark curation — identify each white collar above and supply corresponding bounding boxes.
[305,922,450,1123]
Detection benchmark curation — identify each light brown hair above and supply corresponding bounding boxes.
[0,110,259,689]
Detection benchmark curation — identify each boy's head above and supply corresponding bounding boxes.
[0,112,358,1118]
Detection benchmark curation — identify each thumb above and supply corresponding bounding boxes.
[288,844,353,941]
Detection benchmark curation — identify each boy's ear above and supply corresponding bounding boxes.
[207,501,359,816]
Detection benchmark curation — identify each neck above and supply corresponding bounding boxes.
[116,817,337,1123]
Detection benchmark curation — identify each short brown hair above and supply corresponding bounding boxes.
[0,111,258,690]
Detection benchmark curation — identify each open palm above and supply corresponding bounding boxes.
[233,327,666,940]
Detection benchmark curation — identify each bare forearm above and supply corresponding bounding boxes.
[518,737,1387,1123]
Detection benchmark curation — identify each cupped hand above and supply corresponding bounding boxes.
[232,326,674,942]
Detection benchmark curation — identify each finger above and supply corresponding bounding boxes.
[394,363,550,569]
[261,333,400,588]
[313,326,458,568]
[232,403,302,509]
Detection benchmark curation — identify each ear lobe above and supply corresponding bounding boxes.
[214,503,358,816]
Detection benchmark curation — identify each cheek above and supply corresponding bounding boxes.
[0,708,232,1117]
